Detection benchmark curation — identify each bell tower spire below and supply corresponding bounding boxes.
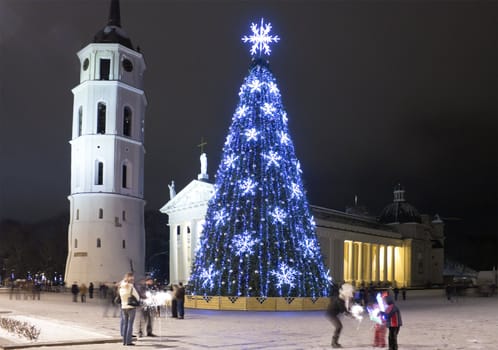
[108,0,121,27]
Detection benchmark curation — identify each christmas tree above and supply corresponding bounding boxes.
[189,19,330,298]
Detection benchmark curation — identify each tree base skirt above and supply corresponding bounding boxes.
[185,295,329,311]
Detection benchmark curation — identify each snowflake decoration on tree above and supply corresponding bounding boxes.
[248,79,262,93]
[263,150,281,168]
[268,81,279,95]
[213,208,228,226]
[309,216,316,227]
[224,154,238,169]
[232,232,259,256]
[261,102,276,117]
[300,238,318,258]
[271,206,287,224]
[280,131,290,145]
[242,18,280,57]
[271,262,298,288]
[235,104,249,119]
[282,111,288,125]
[296,160,302,174]
[290,182,302,199]
[200,264,219,290]
[239,178,257,195]
[224,134,233,146]
[245,128,259,142]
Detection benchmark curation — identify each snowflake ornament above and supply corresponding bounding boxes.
[242,18,280,56]
[271,206,287,224]
[235,105,249,119]
[245,128,259,142]
[232,232,259,256]
[301,238,318,258]
[282,111,288,125]
[268,81,280,95]
[200,264,219,290]
[240,178,257,195]
[224,154,238,168]
[213,208,228,226]
[261,102,276,117]
[248,79,262,93]
[263,150,281,168]
[271,262,298,289]
[280,131,290,145]
[290,182,302,199]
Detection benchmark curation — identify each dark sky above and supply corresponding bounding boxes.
[1,1,496,252]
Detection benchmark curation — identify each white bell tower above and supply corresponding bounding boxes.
[65,0,146,285]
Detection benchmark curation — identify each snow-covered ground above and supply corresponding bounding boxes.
[0,289,497,349]
[0,314,113,344]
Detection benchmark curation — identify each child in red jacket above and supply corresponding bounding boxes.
[381,296,403,350]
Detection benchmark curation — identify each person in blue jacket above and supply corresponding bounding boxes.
[381,296,403,350]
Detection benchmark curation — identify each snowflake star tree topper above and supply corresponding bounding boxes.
[242,18,280,57]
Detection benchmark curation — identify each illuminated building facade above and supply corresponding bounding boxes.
[162,180,444,288]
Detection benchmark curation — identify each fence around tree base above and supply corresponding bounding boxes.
[185,295,329,311]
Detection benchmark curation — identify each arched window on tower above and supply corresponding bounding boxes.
[74,239,78,249]
[97,238,101,248]
[100,58,110,80]
[96,161,104,185]
[123,107,132,137]
[122,164,128,188]
[97,102,106,134]
[122,240,126,249]
[78,106,83,136]
[99,208,103,219]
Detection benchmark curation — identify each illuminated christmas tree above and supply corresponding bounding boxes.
[189,19,330,298]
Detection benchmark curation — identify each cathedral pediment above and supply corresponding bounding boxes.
[160,180,214,214]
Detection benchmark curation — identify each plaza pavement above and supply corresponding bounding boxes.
[0,289,497,349]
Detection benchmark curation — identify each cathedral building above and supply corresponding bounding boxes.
[161,159,444,288]
[65,0,147,285]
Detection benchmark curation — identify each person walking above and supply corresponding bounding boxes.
[326,283,353,348]
[119,273,140,346]
[138,277,156,337]
[176,282,186,319]
[381,296,403,350]
[89,282,94,299]
[71,282,79,302]
[171,285,178,318]
[79,283,88,302]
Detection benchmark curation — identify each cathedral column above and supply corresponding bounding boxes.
[348,241,354,282]
[364,243,371,283]
[357,242,363,284]
[390,246,396,284]
[383,245,388,282]
[170,224,178,283]
[372,244,379,283]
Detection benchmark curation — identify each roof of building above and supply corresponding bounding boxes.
[378,184,422,224]
[93,0,134,50]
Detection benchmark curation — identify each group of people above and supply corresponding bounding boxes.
[70,281,94,302]
[327,283,403,349]
[117,272,186,346]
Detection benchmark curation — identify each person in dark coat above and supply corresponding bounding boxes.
[89,282,94,299]
[381,296,403,350]
[170,285,178,318]
[71,282,79,302]
[176,282,186,319]
[326,283,353,348]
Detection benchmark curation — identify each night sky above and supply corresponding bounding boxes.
[1,1,496,266]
